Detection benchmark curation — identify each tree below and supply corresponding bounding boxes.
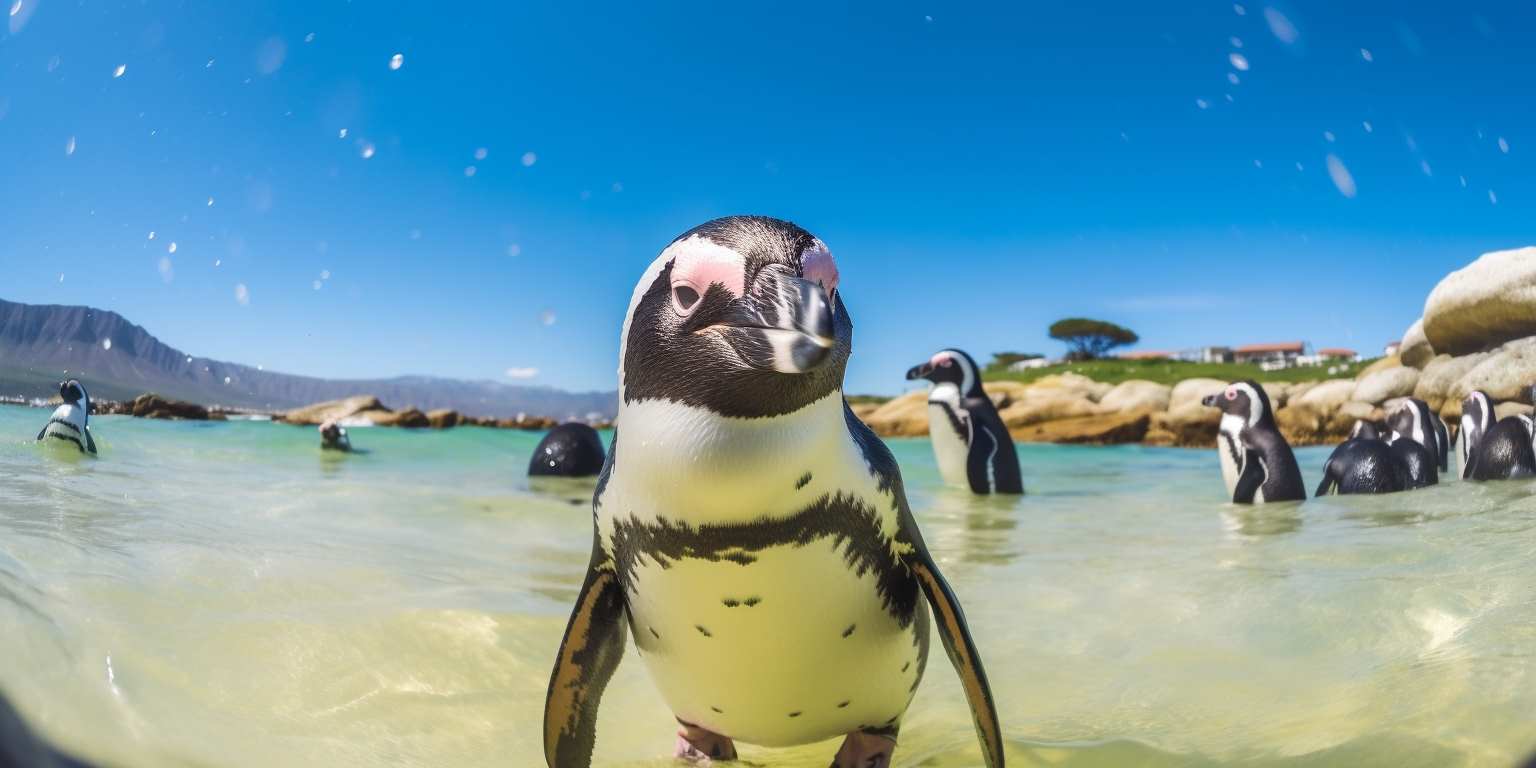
[1048,318,1139,360]
[988,352,1043,371]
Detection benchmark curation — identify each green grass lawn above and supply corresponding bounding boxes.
[985,357,1380,386]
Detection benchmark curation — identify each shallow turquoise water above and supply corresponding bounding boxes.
[2,405,1535,767]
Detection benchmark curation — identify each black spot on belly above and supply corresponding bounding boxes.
[711,706,723,714]
[787,711,801,718]
[696,625,712,638]
[649,626,661,639]
[743,596,761,607]
[795,472,813,489]
[722,598,739,608]
[900,661,910,673]
[842,624,856,638]
[837,700,850,708]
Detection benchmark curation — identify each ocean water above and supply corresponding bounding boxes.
[1,405,1535,768]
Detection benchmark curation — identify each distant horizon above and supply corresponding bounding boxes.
[4,2,1532,395]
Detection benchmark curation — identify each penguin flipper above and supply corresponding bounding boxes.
[965,424,998,494]
[35,425,47,442]
[1231,451,1264,504]
[84,428,97,455]
[909,553,1005,768]
[543,561,627,768]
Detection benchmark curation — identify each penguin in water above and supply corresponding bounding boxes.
[1315,416,1435,496]
[35,380,96,455]
[527,423,606,478]
[1201,381,1305,503]
[543,217,1004,768]
[905,349,1023,495]
[1386,397,1449,475]
[1461,389,1536,481]
[319,419,352,452]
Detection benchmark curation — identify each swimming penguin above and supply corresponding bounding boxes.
[527,423,606,478]
[1315,435,1410,496]
[35,380,96,455]
[1201,380,1305,503]
[1461,390,1536,481]
[543,217,1003,768]
[905,349,1023,495]
[319,419,352,452]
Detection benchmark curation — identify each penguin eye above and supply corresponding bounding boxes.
[1225,388,1238,401]
[671,284,701,315]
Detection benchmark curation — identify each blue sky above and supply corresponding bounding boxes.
[2,1,1532,395]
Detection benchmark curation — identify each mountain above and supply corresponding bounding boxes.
[0,298,616,419]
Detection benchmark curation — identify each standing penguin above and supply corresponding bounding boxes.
[905,349,1023,495]
[1200,381,1305,503]
[1461,390,1536,481]
[543,217,1003,768]
[35,380,96,455]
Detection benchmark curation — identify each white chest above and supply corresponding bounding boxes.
[925,385,970,488]
[1217,416,1245,498]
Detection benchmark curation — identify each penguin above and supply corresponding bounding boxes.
[319,419,352,452]
[527,423,606,478]
[1461,389,1536,481]
[905,349,1023,495]
[1200,380,1305,503]
[35,380,96,455]
[1386,398,1449,475]
[1315,435,1410,496]
[543,217,1003,768]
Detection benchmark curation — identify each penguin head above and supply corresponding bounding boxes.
[1350,420,1380,441]
[1386,398,1432,447]
[319,420,344,444]
[1462,390,1492,435]
[59,379,88,407]
[906,349,983,396]
[619,216,849,418]
[1201,380,1273,428]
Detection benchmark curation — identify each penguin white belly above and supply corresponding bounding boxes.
[928,403,970,488]
[1216,426,1243,497]
[628,538,925,747]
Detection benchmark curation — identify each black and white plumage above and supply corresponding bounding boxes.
[543,217,1003,768]
[906,349,1023,495]
[1460,390,1536,481]
[1386,397,1450,476]
[527,423,606,478]
[35,380,96,455]
[1201,380,1305,504]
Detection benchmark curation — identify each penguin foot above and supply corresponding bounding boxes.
[831,730,896,768]
[674,721,737,763]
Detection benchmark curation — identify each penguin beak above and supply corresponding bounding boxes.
[906,362,935,381]
[708,274,837,374]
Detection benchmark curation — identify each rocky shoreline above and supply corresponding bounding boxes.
[46,393,588,431]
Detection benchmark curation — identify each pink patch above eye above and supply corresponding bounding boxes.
[931,352,952,367]
[668,238,746,300]
[1226,388,1238,400]
[801,242,839,295]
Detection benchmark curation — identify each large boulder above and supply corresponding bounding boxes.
[1029,372,1112,402]
[1293,380,1357,411]
[426,409,462,429]
[1451,336,1536,403]
[861,391,930,437]
[1011,411,1150,445]
[1422,246,1536,355]
[282,395,389,425]
[1352,366,1419,405]
[131,393,208,420]
[1413,352,1492,412]
[1261,382,1294,409]
[997,392,1100,428]
[1400,319,1435,368]
[1148,401,1220,448]
[1275,403,1342,446]
[1326,401,1385,437]
[372,407,430,428]
[1168,378,1228,412]
[1097,380,1171,413]
[1356,355,1402,379]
